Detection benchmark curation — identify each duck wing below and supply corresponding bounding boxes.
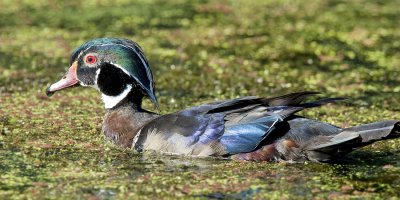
[133,92,343,156]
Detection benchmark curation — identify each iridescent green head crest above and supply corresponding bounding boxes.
[71,38,159,109]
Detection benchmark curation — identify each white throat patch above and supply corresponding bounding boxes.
[101,84,132,109]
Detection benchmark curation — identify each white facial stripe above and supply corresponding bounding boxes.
[76,42,154,90]
[95,68,101,84]
[78,43,147,68]
[90,68,101,90]
[107,62,148,95]
[108,62,131,77]
[101,84,132,109]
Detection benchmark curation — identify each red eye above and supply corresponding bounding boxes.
[85,55,97,64]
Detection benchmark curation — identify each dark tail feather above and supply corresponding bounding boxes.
[308,121,400,161]
[208,91,322,114]
[276,97,346,119]
[263,91,320,106]
[299,97,347,108]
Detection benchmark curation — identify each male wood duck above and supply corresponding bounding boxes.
[46,38,400,162]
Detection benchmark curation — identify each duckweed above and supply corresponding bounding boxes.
[1,0,399,199]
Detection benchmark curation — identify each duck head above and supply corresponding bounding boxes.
[46,38,159,110]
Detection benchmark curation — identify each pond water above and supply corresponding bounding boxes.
[1,0,400,199]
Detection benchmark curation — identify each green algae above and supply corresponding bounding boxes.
[1,0,400,199]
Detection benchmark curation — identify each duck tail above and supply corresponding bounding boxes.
[307,120,400,162]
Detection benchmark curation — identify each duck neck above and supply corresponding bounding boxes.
[109,89,144,112]
[102,89,158,148]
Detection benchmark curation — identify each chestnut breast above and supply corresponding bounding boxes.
[102,106,158,148]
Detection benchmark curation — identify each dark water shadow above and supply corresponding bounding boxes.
[196,187,262,200]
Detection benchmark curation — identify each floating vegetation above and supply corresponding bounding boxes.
[1,0,399,199]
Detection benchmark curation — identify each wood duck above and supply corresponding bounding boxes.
[46,38,400,162]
